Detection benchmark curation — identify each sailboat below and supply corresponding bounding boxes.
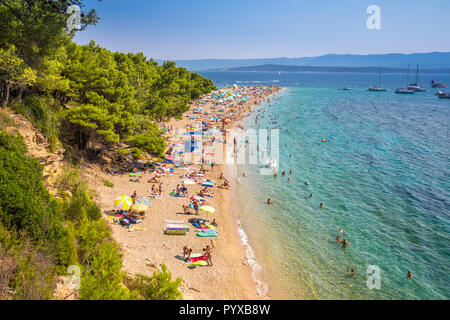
[408,65,426,92]
[368,68,387,91]
[395,64,415,94]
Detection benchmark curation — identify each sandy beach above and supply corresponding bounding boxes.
[90,86,284,300]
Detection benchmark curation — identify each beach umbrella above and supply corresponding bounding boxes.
[199,206,216,213]
[131,203,149,212]
[114,195,133,211]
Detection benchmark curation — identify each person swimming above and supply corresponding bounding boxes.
[336,236,342,244]
[342,238,350,248]
[268,198,272,205]
[407,270,413,279]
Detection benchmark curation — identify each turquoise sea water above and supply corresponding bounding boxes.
[202,72,450,300]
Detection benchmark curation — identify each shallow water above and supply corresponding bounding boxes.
[203,71,450,300]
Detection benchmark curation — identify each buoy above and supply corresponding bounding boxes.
[322,139,328,142]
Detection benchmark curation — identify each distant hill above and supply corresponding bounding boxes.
[218,64,450,74]
[157,52,450,71]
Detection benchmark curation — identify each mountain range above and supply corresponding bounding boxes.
[216,64,450,74]
[156,52,450,71]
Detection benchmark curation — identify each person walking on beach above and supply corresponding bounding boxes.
[158,184,163,198]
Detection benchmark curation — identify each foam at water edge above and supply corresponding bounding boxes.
[237,219,269,299]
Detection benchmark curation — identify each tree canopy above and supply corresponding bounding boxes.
[1,0,215,156]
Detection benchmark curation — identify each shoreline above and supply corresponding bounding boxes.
[223,87,288,300]
[92,85,285,300]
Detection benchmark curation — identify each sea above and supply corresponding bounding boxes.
[199,71,450,300]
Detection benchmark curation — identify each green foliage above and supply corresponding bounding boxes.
[74,208,110,263]
[79,241,129,300]
[103,181,114,188]
[12,246,56,300]
[55,221,78,273]
[55,165,82,192]
[0,131,64,242]
[10,95,62,151]
[0,45,37,106]
[0,109,15,128]
[66,183,101,221]
[134,264,183,300]
[0,0,99,68]
[127,131,166,158]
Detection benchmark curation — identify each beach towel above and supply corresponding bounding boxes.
[166,224,190,231]
[164,229,186,236]
[188,260,208,267]
[165,220,184,224]
[188,255,207,263]
[170,192,186,198]
[197,231,218,237]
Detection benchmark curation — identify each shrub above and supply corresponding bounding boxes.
[12,245,56,300]
[55,221,78,274]
[75,208,111,263]
[78,241,129,300]
[103,181,114,188]
[66,184,101,221]
[0,132,64,242]
[134,264,183,300]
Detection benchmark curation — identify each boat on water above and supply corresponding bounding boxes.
[407,65,426,92]
[265,158,277,168]
[431,79,446,88]
[342,87,351,91]
[435,91,445,95]
[438,92,450,99]
[396,88,415,94]
[395,64,416,94]
[368,67,387,91]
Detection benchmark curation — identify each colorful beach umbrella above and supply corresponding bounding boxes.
[114,195,133,211]
[199,206,216,213]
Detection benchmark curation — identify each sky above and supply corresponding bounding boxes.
[74,0,450,60]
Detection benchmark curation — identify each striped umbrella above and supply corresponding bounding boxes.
[114,195,133,211]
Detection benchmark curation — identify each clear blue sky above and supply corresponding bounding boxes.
[74,0,450,60]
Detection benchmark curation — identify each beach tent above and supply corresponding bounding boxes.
[114,195,133,211]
